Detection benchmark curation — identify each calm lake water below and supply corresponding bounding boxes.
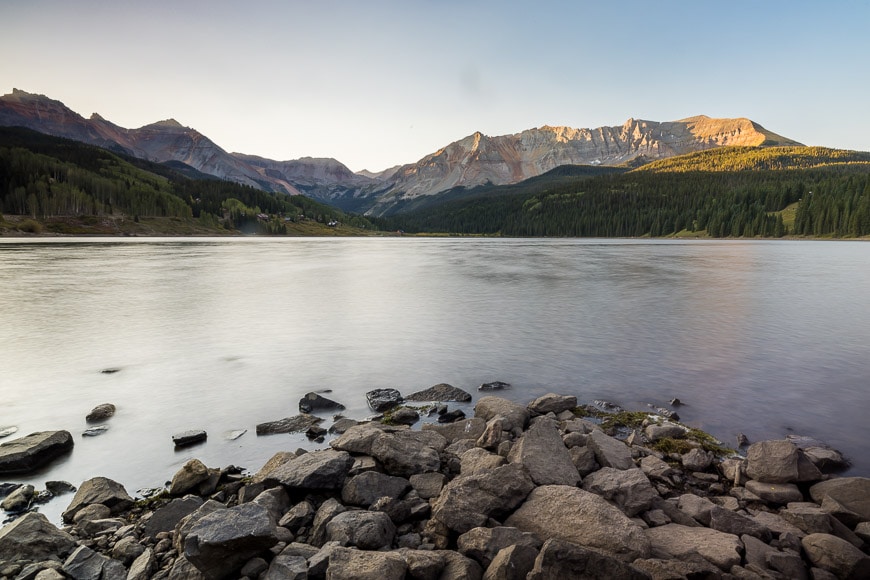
[1,237,869,521]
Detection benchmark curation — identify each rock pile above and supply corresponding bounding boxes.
[0,392,867,579]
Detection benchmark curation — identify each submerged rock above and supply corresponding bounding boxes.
[405,383,472,402]
[0,430,74,474]
[85,403,116,422]
[256,414,322,435]
[299,392,346,414]
[366,388,404,412]
[172,430,207,447]
[0,426,18,439]
[478,381,510,391]
[82,426,109,437]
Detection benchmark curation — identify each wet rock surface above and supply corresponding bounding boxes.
[1,391,865,580]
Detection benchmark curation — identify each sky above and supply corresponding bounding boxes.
[2,0,869,172]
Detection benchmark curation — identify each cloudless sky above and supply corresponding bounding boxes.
[2,0,868,171]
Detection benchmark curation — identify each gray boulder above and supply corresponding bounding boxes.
[802,533,870,580]
[278,499,315,532]
[640,455,676,481]
[461,448,506,475]
[437,550,484,580]
[0,511,77,562]
[677,493,716,525]
[527,538,650,580]
[342,471,410,507]
[476,416,508,450]
[681,448,714,471]
[505,485,651,561]
[475,397,529,434]
[62,545,127,580]
[390,407,420,425]
[432,463,535,534]
[507,417,580,486]
[457,526,542,569]
[251,451,297,483]
[709,505,772,542]
[0,483,33,512]
[126,548,157,580]
[409,472,446,499]
[483,544,538,580]
[85,403,115,422]
[745,479,804,504]
[581,467,658,517]
[183,503,278,580]
[299,392,345,413]
[143,496,204,538]
[405,383,472,402]
[587,429,634,470]
[366,388,404,412]
[326,547,408,579]
[809,477,870,528]
[263,553,307,580]
[569,445,600,477]
[256,414,323,435]
[330,424,389,455]
[645,423,686,442]
[0,431,74,474]
[266,449,354,490]
[310,498,349,547]
[527,393,577,416]
[326,510,396,549]
[370,430,446,477]
[252,487,291,524]
[167,555,207,580]
[62,477,133,523]
[422,417,486,443]
[169,459,211,496]
[746,439,801,483]
[645,523,743,571]
[396,548,446,579]
[111,536,146,565]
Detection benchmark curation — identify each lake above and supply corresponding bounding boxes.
[1,237,869,522]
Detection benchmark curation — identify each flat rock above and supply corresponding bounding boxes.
[184,503,278,580]
[433,463,535,534]
[409,472,446,500]
[0,511,77,562]
[266,449,354,490]
[582,467,658,517]
[326,547,408,580]
[505,485,650,561]
[329,418,359,434]
[527,538,650,580]
[475,396,529,434]
[62,476,133,523]
[587,429,634,470]
[645,523,743,571]
[746,439,800,483]
[326,510,396,550]
[172,430,207,447]
[405,383,472,402]
[802,533,870,580]
[527,393,577,416]
[0,430,74,474]
[85,403,115,422]
[298,392,345,413]
[745,479,804,504]
[370,430,446,477]
[341,471,411,507]
[256,414,322,435]
[366,388,404,412]
[507,417,580,486]
[809,477,870,528]
[645,423,686,442]
[461,448,506,476]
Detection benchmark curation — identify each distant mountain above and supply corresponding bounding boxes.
[1,88,805,216]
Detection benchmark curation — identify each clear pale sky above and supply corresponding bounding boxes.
[2,0,868,172]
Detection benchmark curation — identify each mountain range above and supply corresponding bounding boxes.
[0,88,802,216]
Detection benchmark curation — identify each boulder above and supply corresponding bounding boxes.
[278,499,315,532]
[587,429,634,470]
[644,423,686,442]
[505,485,651,561]
[396,548,446,579]
[475,397,529,434]
[483,544,538,580]
[0,511,77,562]
[781,503,836,535]
[709,505,772,542]
[330,424,389,455]
[749,510,806,538]
[85,403,115,422]
[169,459,211,496]
[432,463,535,534]
[645,523,743,571]
[72,503,111,524]
[266,449,354,490]
[167,555,207,580]
[409,472,446,499]
[62,545,127,580]
[326,510,396,550]
[310,498,349,547]
[172,499,226,554]
[341,471,411,507]
[527,393,577,416]
[251,451,297,483]
[263,553,307,580]
[681,448,714,471]
[640,455,676,481]
[581,467,658,517]
[745,479,804,504]
[184,503,278,580]
[126,548,156,580]
[299,392,346,413]
[632,558,721,579]
[0,483,33,512]
[172,430,207,447]
[81,426,109,437]
[461,448,506,475]
[677,493,716,526]
[256,414,322,435]
[404,383,472,402]
[787,435,851,472]
[457,526,542,568]
[329,418,359,434]
[111,536,146,565]
[802,533,870,580]
[506,417,580,486]
[0,431,74,474]
[370,430,446,477]
[326,547,408,579]
[527,538,650,580]
[252,487,290,524]
[746,440,801,483]
[569,445,600,476]
[390,407,420,425]
[477,416,508,450]
[422,417,486,443]
[809,477,870,528]
[62,477,133,523]
[366,388,404,412]
[479,381,510,391]
[436,550,484,580]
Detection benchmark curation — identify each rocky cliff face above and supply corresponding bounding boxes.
[370,116,801,214]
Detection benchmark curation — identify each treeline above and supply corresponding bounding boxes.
[0,127,377,233]
[385,147,870,238]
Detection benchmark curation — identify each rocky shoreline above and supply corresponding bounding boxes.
[1,386,869,580]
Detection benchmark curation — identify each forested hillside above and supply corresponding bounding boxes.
[0,127,377,235]
[382,147,870,238]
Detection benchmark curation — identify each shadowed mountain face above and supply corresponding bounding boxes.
[0,89,801,215]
